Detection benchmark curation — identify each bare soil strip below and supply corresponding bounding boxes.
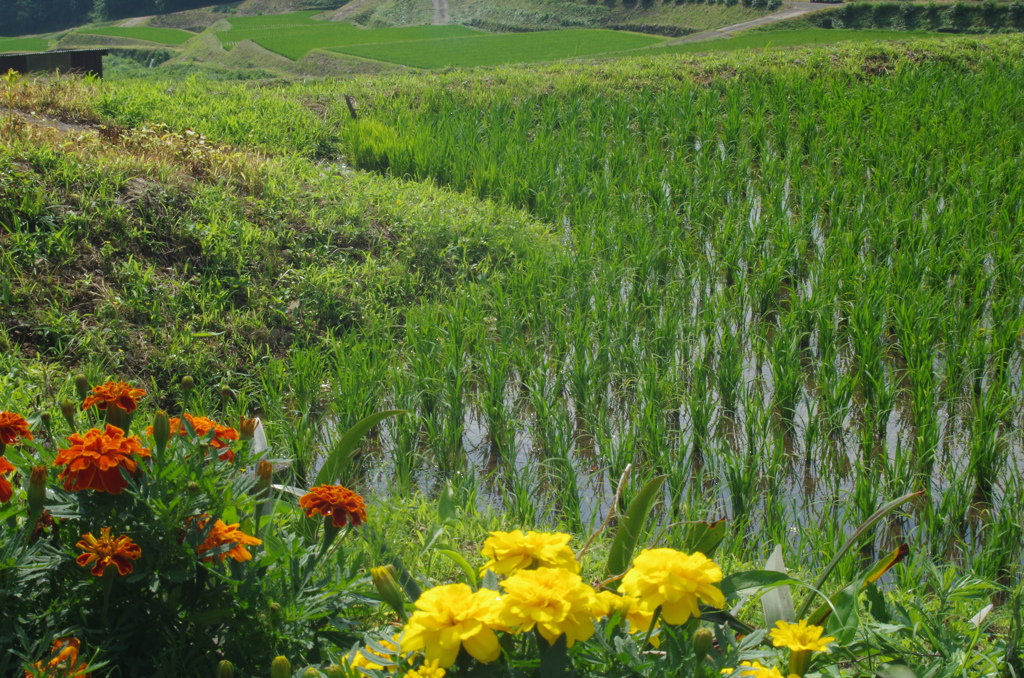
[0,107,97,135]
[665,2,826,44]
[120,16,153,27]
[327,0,377,22]
[432,0,450,25]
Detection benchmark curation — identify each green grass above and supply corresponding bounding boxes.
[77,26,197,45]
[331,29,667,68]
[0,36,52,53]
[633,28,946,56]
[219,14,481,60]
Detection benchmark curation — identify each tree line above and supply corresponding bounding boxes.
[0,0,218,37]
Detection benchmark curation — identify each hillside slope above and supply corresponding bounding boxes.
[0,77,554,387]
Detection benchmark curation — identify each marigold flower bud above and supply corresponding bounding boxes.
[153,410,171,457]
[239,416,258,441]
[181,375,194,396]
[216,660,235,678]
[371,564,409,622]
[255,459,273,498]
[270,655,291,678]
[302,669,324,678]
[220,384,233,403]
[60,399,77,431]
[40,411,51,430]
[256,459,273,481]
[28,465,47,514]
[75,374,90,401]
[693,627,714,660]
[187,481,200,493]
[323,666,345,678]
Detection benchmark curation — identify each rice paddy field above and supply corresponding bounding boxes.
[2,32,1024,676]
[331,28,666,68]
[218,11,482,60]
[6,33,1023,578]
[0,35,54,54]
[76,26,197,45]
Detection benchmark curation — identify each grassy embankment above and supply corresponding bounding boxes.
[632,28,945,55]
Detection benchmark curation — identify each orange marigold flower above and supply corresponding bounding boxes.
[53,425,151,494]
[146,413,239,461]
[298,484,367,528]
[81,381,146,414]
[76,527,142,576]
[0,411,33,446]
[25,637,91,678]
[195,517,262,563]
[0,457,16,503]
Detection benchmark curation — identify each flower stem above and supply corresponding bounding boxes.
[641,606,663,648]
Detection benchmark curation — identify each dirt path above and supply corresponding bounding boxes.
[1,107,98,135]
[120,16,152,27]
[664,1,826,44]
[326,0,377,21]
[432,0,450,25]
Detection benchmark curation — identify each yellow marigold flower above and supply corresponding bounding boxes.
[769,619,834,653]
[75,527,142,576]
[401,583,503,668]
[593,590,633,619]
[620,548,725,626]
[194,517,262,562]
[348,647,386,672]
[346,633,408,674]
[499,566,597,647]
[81,381,146,414]
[407,659,446,678]
[722,661,789,678]
[480,529,579,575]
[593,589,659,639]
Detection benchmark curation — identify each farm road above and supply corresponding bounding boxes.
[327,0,378,21]
[432,0,450,24]
[120,16,152,27]
[665,2,826,44]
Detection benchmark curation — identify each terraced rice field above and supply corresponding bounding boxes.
[218,11,480,60]
[330,28,666,68]
[77,26,196,45]
[0,35,53,53]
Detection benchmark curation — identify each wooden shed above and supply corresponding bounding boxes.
[0,48,109,78]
